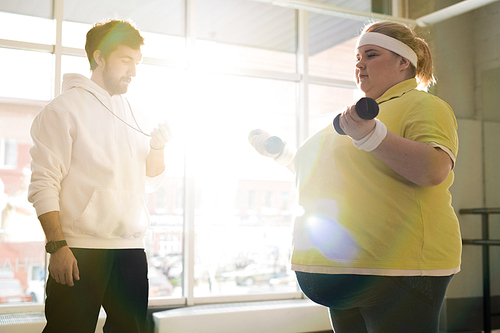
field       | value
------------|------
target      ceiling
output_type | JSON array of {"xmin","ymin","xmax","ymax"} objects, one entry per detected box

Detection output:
[{"xmin": 1, "ymin": 0, "xmax": 372, "ymax": 55}]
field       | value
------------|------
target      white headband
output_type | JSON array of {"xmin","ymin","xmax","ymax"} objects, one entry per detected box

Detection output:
[{"xmin": 356, "ymin": 32, "xmax": 418, "ymax": 69}]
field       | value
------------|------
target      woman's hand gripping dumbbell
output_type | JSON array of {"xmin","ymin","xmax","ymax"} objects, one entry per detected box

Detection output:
[
  {"xmin": 333, "ymin": 98, "xmax": 387, "ymax": 152},
  {"xmin": 333, "ymin": 97, "xmax": 379, "ymax": 136},
  {"xmin": 248, "ymin": 129, "xmax": 295, "ymax": 166}
]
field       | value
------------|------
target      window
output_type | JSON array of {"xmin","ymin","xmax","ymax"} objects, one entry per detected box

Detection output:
[
  {"xmin": 196, "ymin": 0, "xmax": 296, "ymax": 73},
  {"xmin": 248, "ymin": 191, "xmax": 257, "ymax": 211},
  {"xmin": 281, "ymin": 192, "xmax": 290, "ymax": 211},
  {"xmin": 308, "ymin": 4, "xmax": 368, "ymax": 81},
  {"xmin": 0, "ymin": 166, "xmax": 45, "ymax": 305},
  {"xmin": 0, "ymin": 10, "xmax": 55, "ymax": 45},
  {"xmin": 0, "ymin": 48, "xmax": 53, "ymax": 101},
  {"xmin": 0, "ymin": 138, "xmax": 18, "ymax": 170},
  {"xmin": 63, "ymin": 0, "xmax": 186, "ymax": 63},
  {"xmin": 189, "ymin": 73, "xmax": 297, "ymax": 297},
  {"xmin": 264, "ymin": 192, "xmax": 274, "ymax": 208},
  {"xmin": 309, "ymin": 84, "xmax": 361, "ymax": 134},
  {"xmin": 154, "ymin": 188, "xmax": 168, "ymax": 215},
  {"xmin": 0, "ymin": 0, "xmax": 360, "ymax": 312}
]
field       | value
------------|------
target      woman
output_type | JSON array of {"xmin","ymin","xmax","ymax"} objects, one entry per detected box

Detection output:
[{"xmin": 250, "ymin": 21, "xmax": 460, "ymax": 332}]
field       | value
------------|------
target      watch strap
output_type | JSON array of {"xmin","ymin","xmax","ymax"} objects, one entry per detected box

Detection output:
[{"xmin": 46, "ymin": 240, "xmax": 68, "ymax": 254}]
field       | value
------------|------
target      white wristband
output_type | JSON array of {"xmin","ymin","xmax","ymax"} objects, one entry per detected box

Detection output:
[
  {"xmin": 274, "ymin": 142, "xmax": 295, "ymax": 166},
  {"xmin": 353, "ymin": 119, "xmax": 387, "ymax": 152}
]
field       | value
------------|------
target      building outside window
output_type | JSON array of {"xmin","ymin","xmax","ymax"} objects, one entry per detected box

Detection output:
[{"xmin": 0, "ymin": 138, "xmax": 18, "ymax": 170}]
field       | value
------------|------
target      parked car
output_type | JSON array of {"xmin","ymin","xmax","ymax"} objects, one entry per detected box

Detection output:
[
  {"xmin": 222, "ymin": 264, "xmax": 287, "ymax": 286},
  {"xmin": 148, "ymin": 269, "xmax": 173, "ymax": 297},
  {"xmin": 27, "ymin": 279, "xmax": 45, "ymax": 303},
  {"xmin": 0, "ymin": 279, "xmax": 32, "ymax": 304}
]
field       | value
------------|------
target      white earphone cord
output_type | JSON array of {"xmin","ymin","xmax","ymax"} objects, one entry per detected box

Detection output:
[{"xmin": 85, "ymin": 89, "xmax": 151, "ymax": 137}]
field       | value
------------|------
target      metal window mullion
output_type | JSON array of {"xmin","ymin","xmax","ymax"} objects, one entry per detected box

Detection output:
[
  {"xmin": 391, "ymin": 0, "xmax": 407, "ymax": 18},
  {"xmin": 183, "ymin": 0, "xmax": 196, "ymax": 307},
  {"xmin": 309, "ymin": 75, "xmax": 356, "ymax": 89},
  {"xmin": 295, "ymin": 8, "xmax": 309, "ymax": 299},
  {"xmin": 53, "ymin": 0, "xmax": 64, "ymax": 97},
  {"xmin": 296, "ymin": 9, "xmax": 308, "ymax": 148},
  {"xmin": 0, "ymin": 39, "xmax": 53, "ymax": 52}
]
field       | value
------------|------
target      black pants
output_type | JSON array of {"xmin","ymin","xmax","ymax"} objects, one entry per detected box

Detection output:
[
  {"xmin": 296, "ymin": 272, "xmax": 453, "ymax": 333},
  {"xmin": 43, "ymin": 248, "xmax": 149, "ymax": 333}
]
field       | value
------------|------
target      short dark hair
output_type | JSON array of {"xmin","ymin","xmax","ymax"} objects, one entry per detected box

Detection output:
[{"xmin": 85, "ymin": 19, "xmax": 145, "ymax": 71}]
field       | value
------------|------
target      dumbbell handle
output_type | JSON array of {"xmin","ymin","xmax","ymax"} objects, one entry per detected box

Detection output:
[
  {"xmin": 248, "ymin": 130, "xmax": 284, "ymax": 154},
  {"xmin": 333, "ymin": 97, "xmax": 379, "ymax": 135}
]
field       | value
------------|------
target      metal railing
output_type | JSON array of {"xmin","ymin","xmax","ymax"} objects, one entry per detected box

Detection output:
[{"xmin": 460, "ymin": 208, "xmax": 500, "ymax": 333}]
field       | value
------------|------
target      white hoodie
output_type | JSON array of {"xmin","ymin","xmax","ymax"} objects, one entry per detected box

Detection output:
[{"xmin": 28, "ymin": 73, "xmax": 165, "ymax": 249}]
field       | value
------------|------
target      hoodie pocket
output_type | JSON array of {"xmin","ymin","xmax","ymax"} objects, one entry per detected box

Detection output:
[{"xmin": 74, "ymin": 188, "xmax": 150, "ymax": 238}]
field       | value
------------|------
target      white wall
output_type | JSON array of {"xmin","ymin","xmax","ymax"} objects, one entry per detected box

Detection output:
[{"xmin": 429, "ymin": 0, "xmax": 500, "ymax": 298}]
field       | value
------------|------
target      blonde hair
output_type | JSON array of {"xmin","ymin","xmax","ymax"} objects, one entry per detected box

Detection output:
[{"xmin": 363, "ymin": 21, "xmax": 435, "ymax": 89}]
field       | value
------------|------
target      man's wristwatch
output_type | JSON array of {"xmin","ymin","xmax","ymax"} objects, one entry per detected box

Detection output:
[{"xmin": 45, "ymin": 240, "xmax": 68, "ymax": 254}]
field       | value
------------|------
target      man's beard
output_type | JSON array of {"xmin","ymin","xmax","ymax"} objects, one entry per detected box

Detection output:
[{"xmin": 103, "ymin": 67, "xmax": 130, "ymax": 95}]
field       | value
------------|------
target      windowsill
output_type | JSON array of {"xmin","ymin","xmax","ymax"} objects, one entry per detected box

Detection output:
[
  {"xmin": 1, "ymin": 299, "xmax": 331, "ymax": 333},
  {"xmin": 153, "ymin": 299, "xmax": 331, "ymax": 333},
  {"xmin": 0, "ymin": 303, "xmax": 44, "ymax": 315},
  {"xmin": 0, "ymin": 307, "xmax": 107, "ymax": 333}
]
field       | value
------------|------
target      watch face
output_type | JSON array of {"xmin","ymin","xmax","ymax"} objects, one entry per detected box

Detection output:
[
  {"xmin": 46, "ymin": 240, "xmax": 67, "ymax": 253},
  {"xmin": 45, "ymin": 242, "xmax": 56, "ymax": 253}
]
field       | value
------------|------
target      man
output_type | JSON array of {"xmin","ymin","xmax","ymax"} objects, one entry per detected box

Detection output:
[{"xmin": 28, "ymin": 19, "xmax": 172, "ymax": 333}]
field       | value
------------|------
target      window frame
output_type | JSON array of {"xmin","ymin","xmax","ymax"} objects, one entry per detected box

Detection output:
[{"xmin": 0, "ymin": 0, "xmax": 359, "ymax": 314}]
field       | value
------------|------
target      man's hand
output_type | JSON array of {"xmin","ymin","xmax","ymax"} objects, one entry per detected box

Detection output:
[
  {"xmin": 150, "ymin": 121, "xmax": 174, "ymax": 150},
  {"xmin": 49, "ymin": 246, "xmax": 80, "ymax": 286}
]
